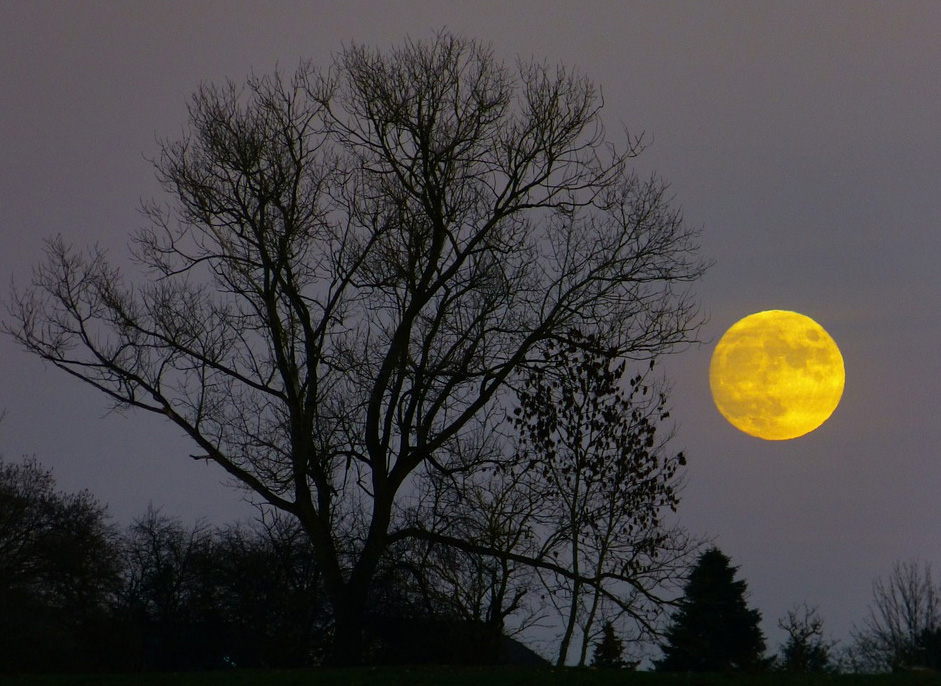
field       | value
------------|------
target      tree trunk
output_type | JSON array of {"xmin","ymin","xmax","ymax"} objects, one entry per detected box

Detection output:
[
  {"xmin": 578, "ymin": 583, "xmax": 603, "ymax": 666},
  {"xmin": 324, "ymin": 588, "xmax": 368, "ymax": 666},
  {"xmin": 556, "ymin": 458, "xmax": 584, "ymax": 667},
  {"xmin": 556, "ymin": 578, "xmax": 581, "ymax": 666},
  {"xmin": 321, "ymin": 489, "xmax": 393, "ymax": 666}
]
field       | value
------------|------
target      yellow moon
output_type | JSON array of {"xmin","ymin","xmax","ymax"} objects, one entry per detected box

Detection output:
[{"xmin": 709, "ymin": 310, "xmax": 845, "ymax": 440}]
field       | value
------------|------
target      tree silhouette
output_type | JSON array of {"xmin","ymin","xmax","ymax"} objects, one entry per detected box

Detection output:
[
  {"xmin": 850, "ymin": 560, "xmax": 941, "ymax": 672},
  {"xmin": 0, "ymin": 457, "xmax": 544, "ymax": 672},
  {"xmin": 0, "ymin": 457, "xmax": 121, "ymax": 672},
  {"xmin": 591, "ymin": 620, "xmax": 628, "ymax": 668},
  {"xmin": 656, "ymin": 547, "xmax": 767, "ymax": 672},
  {"xmin": 510, "ymin": 334, "xmax": 692, "ymax": 665},
  {"xmin": 111, "ymin": 507, "xmax": 327, "ymax": 670},
  {"xmin": 6, "ymin": 32, "xmax": 705, "ymax": 665},
  {"xmin": 386, "ymin": 470, "xmax": 544, "ymax": 664}
]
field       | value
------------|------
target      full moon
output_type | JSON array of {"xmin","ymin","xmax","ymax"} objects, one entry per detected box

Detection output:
[{"xmin": 709, "ymin": 310, "xmax": 845, "ymax": 440}]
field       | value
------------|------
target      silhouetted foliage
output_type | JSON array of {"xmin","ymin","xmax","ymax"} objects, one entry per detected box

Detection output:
[
  {"xmin": 109, "ymin": 506, "xmax": 539, "ymax": 670},
  {"xmin": 7, "ymin": 31, "xmax": 705, "ymax": 665},
  {"xmin": 849, "ymin": 560, "xmax": 941, "ymax": 672},
  {"xmin": 776, "ymin": 603, "xmax": 836, "ymax": 673},
  {"xmin": 109, "ymin": 507, "xmax": 223, "ymax": 670},
  {"xmin": 0, "ymin": 457, "xmax": 121, "ymax": 673},
  {"xmin": 656, "ymin": 547, "xmax": 768, "ymax": 672}
]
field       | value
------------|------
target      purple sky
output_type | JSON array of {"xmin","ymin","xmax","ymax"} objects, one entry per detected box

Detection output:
[{"xmin": 2, "ymin": 1, "xmax": 940, "ymax": 657}]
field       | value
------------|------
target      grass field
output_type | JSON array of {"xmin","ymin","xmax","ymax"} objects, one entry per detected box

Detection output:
[{"xmin": 3, "ymin": 668, "xmax": 938, "ymax": 686}]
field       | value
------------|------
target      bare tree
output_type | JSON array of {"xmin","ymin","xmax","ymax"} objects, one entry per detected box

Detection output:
[
  {"xmin": 5, "ymin": 33, "xmax": 704, "ymax": 664},
  {"xmin": 117, "ymin": 507, "xmax": 216, "ymax": 635},
  {"xmin": 850, "ymin": 560, "xmax": 941, "ymax": 672},
  {"xmin": 114, "ymin": 507, "xmax": 326, "ymax": 669}
]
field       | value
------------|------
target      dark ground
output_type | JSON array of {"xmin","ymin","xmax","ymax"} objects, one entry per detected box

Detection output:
[{"xmin": 3, "ymin": 668, "xmax": 938, "ymax": 686}]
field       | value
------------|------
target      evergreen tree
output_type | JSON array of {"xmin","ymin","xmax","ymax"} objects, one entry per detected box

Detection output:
[
  {"xmin": 656, "ymin": 548, "xmax": 768, "ymax": 672},
  {"xmin": 591, "ymin": 621, "xmax": 626, "ymax": 668}
]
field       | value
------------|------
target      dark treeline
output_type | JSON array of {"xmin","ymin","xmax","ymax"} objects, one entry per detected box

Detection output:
[
  {"xmin": 0, "ymin": 458, "xmax": 544, "ymax": 673},
  {"xmin": 5, "ymin": 455, "xmax": 941, "ymax": 674}
]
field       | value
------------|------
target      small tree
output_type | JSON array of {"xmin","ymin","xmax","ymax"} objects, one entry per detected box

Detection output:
[
  {"xmin": 114, "ymin": 507, "xmax": 219, "ymax": 670},
  {"xmin": 777, "ymin": 604, "xmax": 836, "ymax": 673},
  {"xmin": 591, "ymin": 620, "xmax": 627, "ymax": 668},
  {"xmin": 389, "ymin": 465, "xmax": 544, "ymax": 664},
  {"xmin": 510, "ymin": 334, "xmax": 691, "ymax": 666},
  {"xmin": 656, "ymin": 547, "xmax": 767, "ymax": 672},
  {"xmin": 212, "ymin": 513, "xmax": 327, "ymax": 667}
]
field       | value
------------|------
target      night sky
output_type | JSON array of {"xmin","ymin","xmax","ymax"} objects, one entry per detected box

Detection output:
[{"xmin": 2, "ymin": 2, "xmax": 940, "ymax": 657}]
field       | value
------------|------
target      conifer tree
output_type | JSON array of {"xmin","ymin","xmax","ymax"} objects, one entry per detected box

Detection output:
[{"xmin": 656, "ymin": 548, "xmax": 768, "ymax": 672}]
